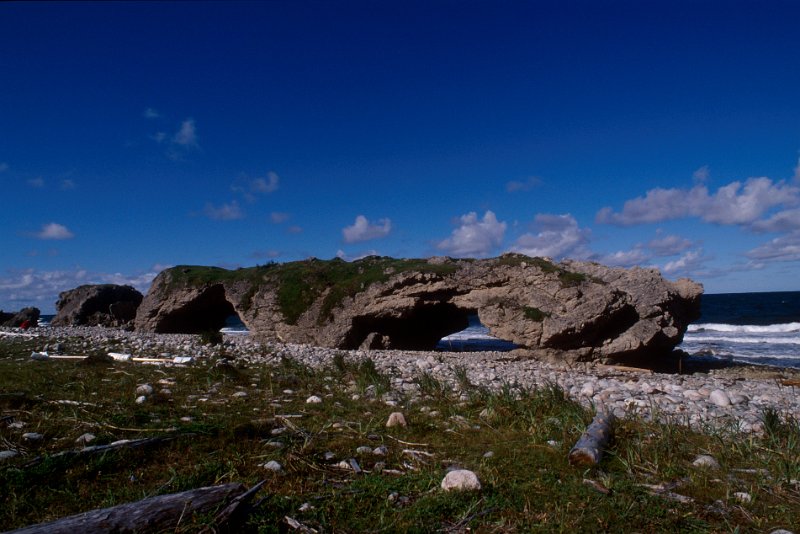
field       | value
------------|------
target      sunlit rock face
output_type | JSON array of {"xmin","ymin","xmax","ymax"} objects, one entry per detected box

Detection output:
[{"xmin": 134, "ymin": 255, "xmax": 702, "ymax": 364}]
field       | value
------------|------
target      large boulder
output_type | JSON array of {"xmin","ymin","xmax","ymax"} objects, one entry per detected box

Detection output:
[
  {"xmin": 134, "ymin": 255, "xmax": 702, "ymax": 364},
  {"xmin": 52, "ymin": 285, "xmax": 143, "ymax": 327},
  {"xmin": 0, "ymin": 307, "xmax": 40, "ymax": 327}
]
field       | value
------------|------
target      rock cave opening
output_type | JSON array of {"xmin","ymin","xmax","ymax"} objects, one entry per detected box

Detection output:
[
  {"xmin": 436, "ymin": 313, "xmax": 519, "ymax": 352},
  {"xmin": 154, "ymin": 284, "xmax": 240, "ymax": 334},
  {"xmin": 347, "ymin": 302, "xmax": 473, "ymax": 351}
]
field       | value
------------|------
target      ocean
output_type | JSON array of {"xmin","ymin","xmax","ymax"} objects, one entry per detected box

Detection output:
[{"xmin": 35, "ymin": 291, "xmax": 800, "ymax": 369}]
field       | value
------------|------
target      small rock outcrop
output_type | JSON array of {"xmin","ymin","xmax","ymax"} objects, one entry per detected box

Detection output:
[
  {"xmin": 0, "ymin": 307, "xmax": 40, "ymax": 327},
  {"xmin": 52, "ymin": 284, "xmax": 143, "ymax": 327},
  {"xmin": 134, "ymin": 255, "xmax": 702, "ymax": 365}
]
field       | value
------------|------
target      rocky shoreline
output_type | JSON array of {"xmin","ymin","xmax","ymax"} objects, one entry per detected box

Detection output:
[{"xmin": 4, "ymin": 326, "xmax": 799, "ymax": 435}]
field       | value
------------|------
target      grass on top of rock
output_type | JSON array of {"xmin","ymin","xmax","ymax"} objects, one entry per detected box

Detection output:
[{"xmin": 2, "ymin": 334, "xmax": 800, "ymax": 532}]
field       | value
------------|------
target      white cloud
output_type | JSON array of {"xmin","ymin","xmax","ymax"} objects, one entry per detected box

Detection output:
[
  {"xmin": 597, "ymin": 177, "xmax": 799, "ymax": 227},
  {"xmin": 692, "ymin": 165, "xmax": 709, "ymax": 183},
  {"xmin": 173, "ymin": 119, "xmax": 197, "ymax": 147},
  {"xmin": 510, "ymin": 213, "xmax": 589, "ymax": 259},
  {"xmin": 746, "ymin": 232, "xmax": 800, "ymax": 262},
  {"xmin": 27, "ymin": 177, "xmax": 45, "ymax": 188},
  {"xmin": 270, "ymin": 212, "xmax": 290, "ymax": 224},
  {"xmin": 34, "ymin": 223, "xmax": 74, "ymax": 240},
  {"xmin": 203, "ymin": 201, "xmax": 243, "ymax": 221},
  {"xmin": 336, "ymin": 249, "xmax": 379, "ymax": 261},
  {"xmin": 662, "ymin": 249, "xmax": 706, "ymax": 275},
  {"xmin": 0, "ymin": 267, "xmax": 159, "ymax": 313},
  {"xmin": 750, "ymin": 208, "xmax": 800, "ymax": 233},
  {"xmin": 251, "ymin": 171, "xmax": 279, "ymax": 194},
  {"xmin": 794, "ymin": 156, "xmax": 800, "ymax": 182},
  {"xmin": 598, "ymin": 248, "xmax": 651, "ymax": 268},
  {"xmin": 342, "ymin": 215, "xmax": 392, "ymax": 243},
  {"xmin": 144, "ymin": 107, "xmax": 160, "ymax": 119},
  {"xmin": 506, "ymin": 176, "xmax": 541, "ymax": 193},
  {"xmin": 646, "ymin": 233, "xmax": 693, "ymax": 256},
  {"xmin": 437, "ymin": 211, "xmax": 506, "ymax": 257},
  {"xmin": 0, "ymin": 162, "xmax": 8, "ymax": 172}
]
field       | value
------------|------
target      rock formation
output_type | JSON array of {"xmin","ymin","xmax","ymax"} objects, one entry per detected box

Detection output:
[
  {"xmin": 0, "ymin": 307, "xmax": 40, "ymax": 327},
  {"xmin": 52, "ymin": 284, "xmax": 143, "ymax": 327},
  {"xmin": 134, "ymin": 255, "xmax": 702, "ymax": 364}
]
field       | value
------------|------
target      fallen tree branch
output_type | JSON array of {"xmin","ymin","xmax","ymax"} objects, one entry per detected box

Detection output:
[
  {"xmin": 568, "ymin": 411, "xmax": 615, "ymax": 467},
  {"xmin": 8, "ymin": 482, "xmax": 258, "ymax": 533},
  {"xmin": 21, "ymin": 435, "xmax": 186, "ymax": 469}
]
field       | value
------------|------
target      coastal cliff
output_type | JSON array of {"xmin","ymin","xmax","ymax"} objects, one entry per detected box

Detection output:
[{"xmin": 134, "ymin": 255, "xmax": 702, "ymax": 364}]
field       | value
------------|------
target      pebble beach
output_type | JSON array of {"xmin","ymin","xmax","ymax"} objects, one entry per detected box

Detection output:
[{"xmin": 6, "ymin": 325, "xmax": 799, "ymax": 435}]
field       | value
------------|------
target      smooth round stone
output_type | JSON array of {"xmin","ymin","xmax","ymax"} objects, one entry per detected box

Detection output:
[
  {"xmin": 692, "ymin": 454, "xmax": 720, "ymax": 469},
  {"xmin": 733, "ymin": 491, "xmax": 752, "ymax": 503},
  {"xmin": 373, "ymin": 445, "xmax": 389, "ymax": 456},
  {"xmin": 22, "ymin": 432, "xmax": 44, "ymax": 442},
  {"xmin": 0, "ymin": 450, "xmax": 18, "ymax": 461},
  {"xmin": 683, "ymin": 390, "xmax": 704, "ymax": 401},
  {"xmin": 75, "ymin": 433, "xmax": 96, "ymax": 445},
  {"xmin": 262, "ymin": 460, "xmax": 282, "ymax": 472},
  {"xmin": 356, "ymin": 446, "xmax": 372, "ymax": 454},
  {"xmin": 441, "ymin": 469, "xmax": 481, "ymax": 491},
  {"xmin": 708, "ymin": 390, "xmax": 731, "ymax": 407},
  {"xmin": 386, "ymin": 412, "xmax": 407, "ymax": 428},
  {"xmin": 135, "ymin": 395, "xmax": 147, "ymax": 404},
  {"xmin": 136, "ymin": 384, "xmax": 154, "ymax": 396},
  {"xmin": 306, "ymin": 395, "xmax": 323, "ymax": 404},
  {"xmin": 232, "ymin": 391, "xmax": 248, "ymax": 398}
]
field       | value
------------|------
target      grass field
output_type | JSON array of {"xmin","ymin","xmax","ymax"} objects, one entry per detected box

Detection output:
[{"xmin": 1, "ymin": 334, "xmax": 799, "ymax": 532}]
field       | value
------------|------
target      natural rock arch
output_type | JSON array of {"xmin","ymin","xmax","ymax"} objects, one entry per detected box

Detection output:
[{"xmin": 150, "ymin": 284, "xmax": 238, "ymax": 334}]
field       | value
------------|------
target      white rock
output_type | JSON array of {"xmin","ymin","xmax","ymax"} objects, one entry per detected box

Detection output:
[
  {"xmin": 75, "ymin": 433, "xmax": 96, "ymax": 445},
  {"xmin": 262, "ymin": 460, "xmax": 282, "ymax": 472},
  {"xmin": 441, "ymin": 469, "xmax": 481, "ymax": 491},
  {"xmin": 22, "ymin": 432, "xmax": 43, "ymax": 442},
  {"xmin": 306, "ymin": 395, "xmax": 323, "ymax": 404},
  {"xmin": 373, "ymin": 445, "xmax": 388, "ymax": 456},
  {"xmin": 733, "ymin": 491, "xmax": 752, "ymax": 503},
  {"xmin": 386, "ymin": 412, "xmax": 407, "ymax": 428},
  {"xmin": 136, "ymin": 384, "xmax": 154, "ymax": 396},
  {"xmin": 135, "ymin": 395, "xmax": 147, "ymax": 404},
  {"xmin": 769, "ymin": 530, "xmax": 795, "ymax": 534},
  {"xmin": 708, "ymin": 389, "xmax": 731, "ymax": 407},
  {"xmin": 580, "ymin": 383, "xmax": 595, "ymax": 397},
  {"xmin": 299, "ymin": 502, "xmax": 314, "ymax": 512},
  {"xmin": 0, "ymin": 450, "xmax": 18, "ymax": 461},
  {"xmin": 692, "ymin": 454, "xmax": 720, "ymax": 469},
  {"xmin": 8, "ymin": 422, "xmax": 25, "ymax": 429},
  {"xmin": 683, "ymin": 390, "xmax": 704, "ymax": 401},
  {"xmin": 728, "ymin": 393, "xmax": 748, "ymax": 405},
  {"xmin": 356, "ymin": 446, "xmax": 372, "ymax": 454},
  {"xmin": 483, "ymin": 451, "xmax": 494, "ymax": 458},
  {"xmin": 232, "ymin": 391, "xmax": 248, "ymax": 398}
]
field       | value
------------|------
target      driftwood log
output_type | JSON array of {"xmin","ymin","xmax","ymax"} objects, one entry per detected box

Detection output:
[
  {"xmin": 7, "ymin": 482, "xmax": 261, "ymax": 533},
  {"xmin": 568, "ymin": 411, "xmax": 615, "ymax": 466}
]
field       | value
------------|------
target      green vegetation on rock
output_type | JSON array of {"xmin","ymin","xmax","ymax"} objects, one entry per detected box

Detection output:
[{"xmin": 523, "ymin": 306, "xmax": 550, "ymax": 321}]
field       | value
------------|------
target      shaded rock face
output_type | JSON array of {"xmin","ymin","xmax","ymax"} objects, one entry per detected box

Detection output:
[
  {"xmin": 0, "ymin": 307, "xmax": 40, "ymax": 327},
  {"xmin": 135, "ymin": 255, "xmax": 702, "ymax": 364},
  {"xmin": 52, "ymin": 285, "xmax": 143, "ymax": 327}
]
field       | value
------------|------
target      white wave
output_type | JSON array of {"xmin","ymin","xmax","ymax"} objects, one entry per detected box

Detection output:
[
  {"xmin": 684, "ymin": 335, "xmax": 800, "ymax": 345},
  {"xmin": 220, "ymin": 327, "xmax": 249, "ymax": 335},
  {"xmin": 688, "ymin": 322, "xmax": 800, "ymax": 334}
]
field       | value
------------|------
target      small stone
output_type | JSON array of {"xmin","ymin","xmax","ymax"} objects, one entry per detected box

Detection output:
[
  {"xmin": 372, "ymin": 445, "xmax": 388, "ymax": 456},
  {"xmin": 135, "ymin": 395, "xmax": 147, "ymax": 404},
  {"xmin": 483, "ymin": 451, "xmax": 494, "ymax": 458},
  {"xmin": 306, "ymin": 395, "xmax": 323, "ymax": 404},
  {"xmin": 323, "ymin": 451, "xmax": 336, "ymax": 461},
  {"xmin": 546, "ymin": 440, "xmax": 560, "ymax": 449},
  {"xmin": 22, "ymin": 432, "xmax": 44, "ymax": 442},
  {"xmin": 356, "ymin": 446, "xmax": 373, "ymax": 454},
  {"xmin": 708, "ymin": 389, "xmax": 731, "ymax": 407},
  {"xmin": 733, "ymin": 491, "xmax": 752, "ymax": 504},
  {"xmin": 262, "ymin": 460, "xmax": 282, "ymax": 472},
  {"xmin": 282, "ymin": 389, "xmax": 294, "ymax": 395},
  {"xmin": 270, "ymin": 427, "xmax": 287, "ymax": 435},
  {"xmin": 159, "ymin": 389, "xmax": 172, "ymax": 396},
  {"xmin": 8, "ymin": 422, "xmax": 25, "ymax": 430},
  {"xmin": 299, "ymin": 502, "xmax": 314, "ymax": 512},
  {"xmin": 75, "ymin": 433, "xmax": 96, "ymax": 445},
  {"xmin": 232, "ymin": 391, "xmax": 248, "ymax": 398},
  {"xmin": 136, "ymin": 384, "xmax": 154, "ymax": 396},
  {"xmin": 769, "ymin": 530, "xmax": 796, "ymax": 534},
  {"xmin": 180, "ymin": 416, "xmax": 193, "ymax": 422},
  {"xmin": 386, "ymin": 412, "xmax": 407, "ymax": 428},
  {"xmin": 441, "ymin": 469, "xmax": 481, "ymax": 491},
  {"xmin": 0, "ymin": 450, "xmax": 18, "ymax": 461},
  {"xmin": 692, "ymin": 454, "xmax": 720, "ymax": 469}
]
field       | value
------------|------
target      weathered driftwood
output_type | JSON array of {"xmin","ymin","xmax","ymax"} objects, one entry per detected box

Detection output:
[
  {"xmin": 568, "ymin": 411, "xmax": 615, "ymax": 466},
  {"xmin": 7, "ymin": 482, "xmax": 257, "ymax": 534},
  {"xmin": 21, "ymin": 435, "xmax": 181, "ymax": 469}
]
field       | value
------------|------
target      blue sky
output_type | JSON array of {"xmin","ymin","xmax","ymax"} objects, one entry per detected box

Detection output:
[{"xmin": 2, "ymin": 1, "xmax": 800, "ymax": 312}]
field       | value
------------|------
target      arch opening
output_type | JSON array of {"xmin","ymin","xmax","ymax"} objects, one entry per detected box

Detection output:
[
  {"xmin": 436, "ymin": 313, "xmax": 519, "ymax": 352},
  {"xmin": 155, "ymin": 284, "xmax": 240, "ymax": 334},
  {"xmin": 346, "ymin": 302, "xmax": 471, "ymax": 351}
]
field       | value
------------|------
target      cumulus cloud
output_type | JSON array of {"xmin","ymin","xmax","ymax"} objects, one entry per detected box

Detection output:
[
  {"xmin": 596, "ymin": 178, "xmax": 800, "ymax": 227},
  {"xmin": 336, "ymin": 249, "xmax": 379, "ymax": 261},
  {"xmin": 270, "ymin": 212, "xmax": 290, "ymax": 224},
  {"xmin": 662, "ymin": 249, "xmax": 707, "ymax": 275},
  {"xmin": 506, "ymin": 176, "xmax": 541, "ymax": 193},
  {"xmin": 646, "ymin": 233, "xmax": 693, "ymax": 256},
  {"xmin": 33, "ymin": 223, "xmax": 74, "ymax": 240},
  {"xmin": 0, "ymin": 268, "xmax": 159, "ymax": 312},
  {"xmin": 746, "ymin": 232, "xmax": 800, "ymax": 262},
  {"xmin": 203, "ymin": 201, "xmax": 243, "ymax": 221},
  {"xmin": 510, "ymin": 213, "xmax": 589, "ymax": 259},
  {"xmin": 598, "ymin": 248, "xmax": 651, "ymax": 267},
  {"xmin": 173, "ymin": 119, "xmax": 197, "ymax": 147},
  {"xmin": 144, "ymin": 107, "xmax": 160, "ymax": 119},
  {"xmin": 437, "ymin": 211, "xmax": 506, "ymax": 257},
  {"xmin": 342, "ymin": 215, "xmax": 392, "ymax": 243},
  {"xmin": 251, "ymin": 171, "xmax": 279, "ymax": 194},
  {"xmin": 750, "ymin": 208, "xmax": 800, "ymax": 233},
  {"xmin": 692, "ymin": 165, "xmax": 710, "ymax": 183}
]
